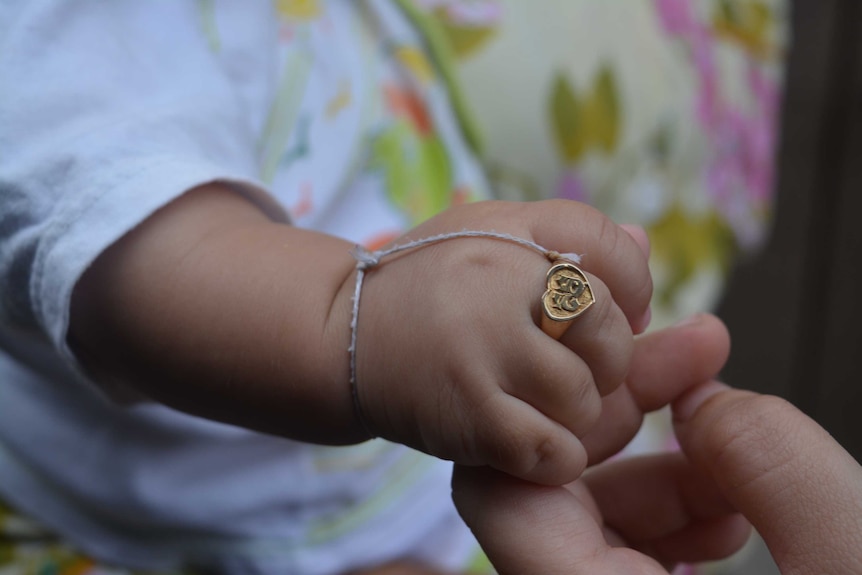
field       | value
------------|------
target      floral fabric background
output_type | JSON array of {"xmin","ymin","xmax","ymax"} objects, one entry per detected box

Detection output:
[{"xmin": 418, "ymin": 0, "xmax": 788, "ymax": 328}]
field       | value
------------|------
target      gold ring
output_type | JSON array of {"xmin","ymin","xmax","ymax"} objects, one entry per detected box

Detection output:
[{"xmin": 541, "ymin": 260, "xmax": 595, "ymax": 339}]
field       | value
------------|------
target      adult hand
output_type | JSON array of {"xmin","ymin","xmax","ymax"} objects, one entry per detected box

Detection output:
[
  {"xmin": 453, "ymin": 321, "xmax": 862, "ymax": 573},
  {"xmin": 672, "ymin": 382, "xmax": 862, "ymax": 574}
]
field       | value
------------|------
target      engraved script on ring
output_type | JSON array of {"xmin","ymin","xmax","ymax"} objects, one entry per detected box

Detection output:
[{"xmin": 542, "ymin": 262, "xmax": 595, "ymax": 322}]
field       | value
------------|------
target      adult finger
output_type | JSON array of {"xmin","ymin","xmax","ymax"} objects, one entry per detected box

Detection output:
[
  {"xmin": 582, "ymin": 314, "xmax": 731, "ymax": 464},
  {"xmin": 583, "ymin": 452, "xmax": 751, "ymax": 565},
  {"xmin": 674, "ymin": 383, "xmax": 862, "ymax": 575},
  {"xmin": 452, "ymin": 465, "xmax": 669, "ymax": 575}
]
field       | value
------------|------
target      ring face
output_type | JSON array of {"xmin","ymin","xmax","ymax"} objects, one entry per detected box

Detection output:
[{"xmin": 542, "ymin": 261, "xmax": 595, "ymax": 322}]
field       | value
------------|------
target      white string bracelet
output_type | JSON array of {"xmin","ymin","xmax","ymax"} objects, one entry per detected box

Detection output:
[{"xmin": 347, "ymin": 230, "xmax": 582, "ymax": 438}]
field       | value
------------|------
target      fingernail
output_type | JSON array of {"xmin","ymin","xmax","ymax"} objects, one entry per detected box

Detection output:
[{"xmin": 673, "ymin": 381, "xmax": 730, "ymax": 422}]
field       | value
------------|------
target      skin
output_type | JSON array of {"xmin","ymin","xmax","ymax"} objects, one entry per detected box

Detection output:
[
  {"xmin": 68, "ymin": 183, "xmax": 651, "ymax": 486},
  {"xmin": 673, "ymin": 383, "xmax": 862, "ymax": 574},
  {"xmin": 357, "ymin": 313, "xmax": 737, "ymax": 574},
  {"xmin": 451, "ymin": 341, "xmax": 862, "ymax": 573}
]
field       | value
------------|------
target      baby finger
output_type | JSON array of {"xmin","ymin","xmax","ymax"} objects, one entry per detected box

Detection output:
[
  {"xmin": 503, "ymin": 333, "xmax": 602, "ymax": 438},
  {"xmin": 540, "ymin": 270, "xmax": 634, "ymax": 397},
  {"xmin": 470, "ymin": 391, "xmax": 588, "ymax": 485}
]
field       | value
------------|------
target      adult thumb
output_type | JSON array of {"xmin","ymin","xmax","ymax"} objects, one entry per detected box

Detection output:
[{"xmin": 673, "ymin": 382, "xmax": 862, "ymax": 575}]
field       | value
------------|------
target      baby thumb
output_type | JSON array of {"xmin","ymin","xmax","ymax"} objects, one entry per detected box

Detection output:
[{"xmin": 672, "ymin": 382, "xmax": 862, "ymax": 575}]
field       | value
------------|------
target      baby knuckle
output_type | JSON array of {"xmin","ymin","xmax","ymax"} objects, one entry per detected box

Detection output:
[
  {"xmin": 567, "ymin": 378, "xmax": 602, "ymax": 433},
  {"xmin": 591, "ymin": 315, "xmax": 634, "ymax": 393},
  {"xmin": 631, "ymin": 262, "xmax": 654, "ymax": 307},
  {"xmin": 471, "ymin": 409, "xmax": 557, "ymax": 478},
  {"xmin": 525, "ymin": 431, "xmax": 586, "ymax": 484},
  {"xmin": 473, "ymin": 422, "xmax": 523, "ymax": 472},
  {"xmin": 499, "ymin": 430, "xmax": 561, "ymax": 480}
]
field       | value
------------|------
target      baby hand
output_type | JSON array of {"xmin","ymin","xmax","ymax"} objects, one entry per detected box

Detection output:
[{"xmin": 348, "ymin": 200, "xmax": 652, "ymax": 485}]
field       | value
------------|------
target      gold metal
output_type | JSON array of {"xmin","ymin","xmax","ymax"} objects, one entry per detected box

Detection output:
[{"xmin": 541, "ymin": 260, "xmax": 595, "ymax": 339}]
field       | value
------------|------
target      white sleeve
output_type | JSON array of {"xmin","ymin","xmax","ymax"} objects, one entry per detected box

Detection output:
[{"xmin": 0, "ymin": 0, "xmax": 285, "ymax": 359}]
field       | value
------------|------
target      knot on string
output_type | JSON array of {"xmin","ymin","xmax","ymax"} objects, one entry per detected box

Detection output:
[
  {"xmin": 558, "ymin": 252, "xmax": 583, "ymax": 264},
  {"xmin": 350, "ymin": 245, "xmax": 381, "ymax": 270}
]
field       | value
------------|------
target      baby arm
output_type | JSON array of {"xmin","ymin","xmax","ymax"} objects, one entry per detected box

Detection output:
[
  {"xmin": 69, "ymin": 184, "xmax": 363, "ymax": 444},
  {"xmin": 69, "ymin": 183, "xmax": 651, "ymax": 485}
]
